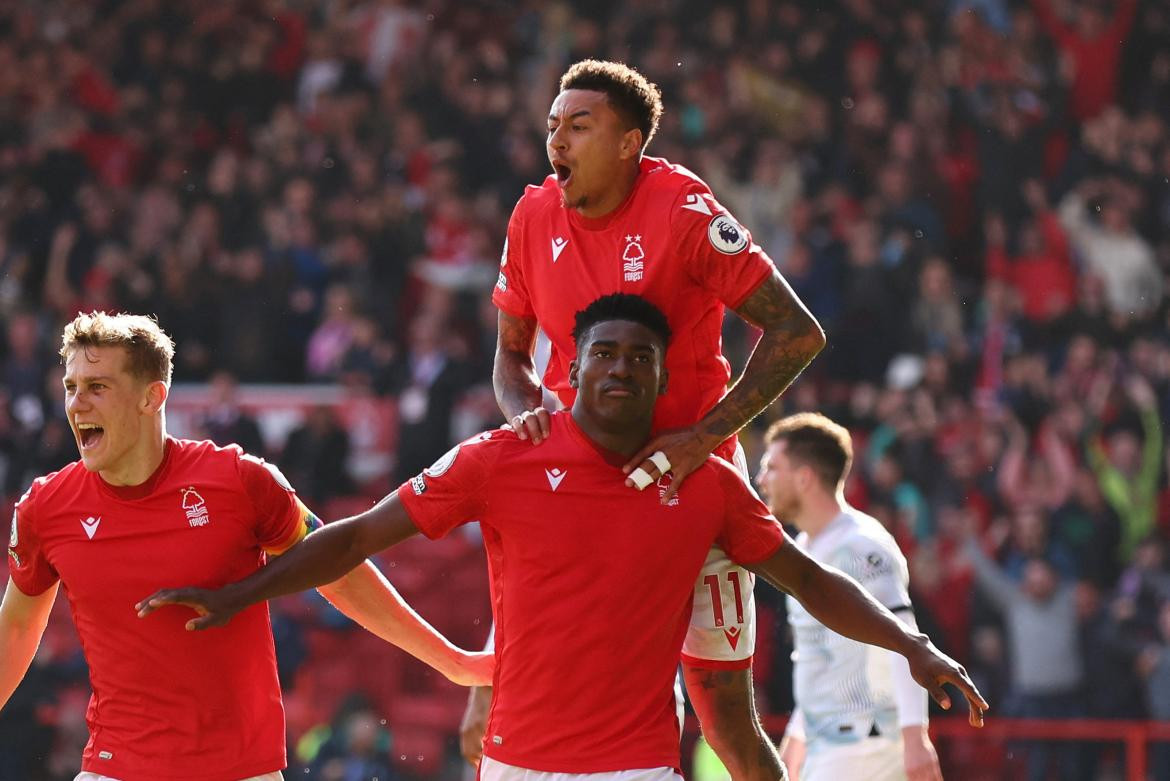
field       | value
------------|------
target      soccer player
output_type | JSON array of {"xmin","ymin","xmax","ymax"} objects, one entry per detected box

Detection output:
[
  {"xmin": 756, "ymin": 413, "xmax": 941, "ymax": 781},
  {"xmin": 486, "ymin": 58, "xmax": 827, "ymax": 776},
  {"xmin": 139, "ymin": 295, "xmax": 987, "ymax": 781},
  {"xmin": 1, "ymin": 312, "xmax": 491, "ymax": 781}
]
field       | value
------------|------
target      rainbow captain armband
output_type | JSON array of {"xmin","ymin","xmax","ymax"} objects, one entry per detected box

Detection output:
[{"xmin": 298, "ymin": 500, "xmax": 325, "ymax": 535}]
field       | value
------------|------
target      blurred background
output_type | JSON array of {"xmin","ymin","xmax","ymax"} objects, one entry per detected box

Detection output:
[{"xmin": 0, "ymin": 0, "xmax": 1169, "ymax": 779}]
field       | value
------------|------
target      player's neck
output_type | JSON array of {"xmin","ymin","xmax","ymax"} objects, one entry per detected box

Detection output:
[
  {"xmin": 100, "ymin": 423, "xmax": 168, "ymax": 487},
  {"xmin": 798, "ymin": 492, "xmax": 847, "ymax": 540},
  {"xmin": 573, "ymin": 161, "xmax": 640, "ymax": 219},
  {"xmin": 569, "ymin": 407, "xmax": 651, "ymax": 459}
]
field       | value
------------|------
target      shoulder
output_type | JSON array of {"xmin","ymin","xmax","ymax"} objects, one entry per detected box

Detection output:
[
  {"xmin": 17, "ymin": 460, "xmax": 86, "ymax": 512},
  {"xmin": 514, "ymin": 180, "xmax": 563, "ymax": 221},
  {"xmin": 698, "ymin": 455, "xmax": 755, "ymax": 496},
  {"xmin": 426, "ymin": 427, "xmax": 521, "ymax": 474},
  {"xmin": 836, "ymin": 509, "xmax": 907, "ymax": 568},
  {"xmin": 640, "ymin": 156, "xmax": 713, "ymax": 201}
]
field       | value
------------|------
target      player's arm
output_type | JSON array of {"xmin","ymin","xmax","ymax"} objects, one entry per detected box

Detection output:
[
  {"xmin": 137, "ymin": 491, "xmax": 423, "ymax": 630},
  {"xmin": 0, "ymin": 578, "xmax": 58, "ymax": 710},
  {"xmin": 493, "ymin": 310, "xmax": 551, "ymax": 443},
  {"xmin": 313, "ymin": 560, "xmax": 492, "ymax": 687},
  {"xmin": 625, "ymin": 271, "xmax": 824, "ymax": 501},
  {"xmin": 708, "ymin": 270, "xmax": 825, "ymax": 442},
  {"xmin": 744, "ymin": 543, "xmax": 988, "ymax": 727}
]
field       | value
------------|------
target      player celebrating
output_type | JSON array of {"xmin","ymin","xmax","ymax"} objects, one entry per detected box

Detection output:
[
  {"xmin": 485, "ymin": 58, "xmax": 827, "ymax": 775},
  {"xmin": 139, "ymin": 295, "xmax": 987, "ymax": 781},
  {"xmin": 756, "ymin": 413, "xmax": 941, "ymax": 781},
  {"xmin": 1, "ymin": 312, "xmax": 490, "ymax": 781}
]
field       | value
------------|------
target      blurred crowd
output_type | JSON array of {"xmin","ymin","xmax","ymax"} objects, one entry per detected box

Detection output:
[{"xmin": 1, "ymin": 0, "xmax": 1170, "ymax": 778}]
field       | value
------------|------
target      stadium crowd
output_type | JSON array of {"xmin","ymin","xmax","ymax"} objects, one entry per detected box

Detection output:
[{"xmin": 1, "ymin": 0, "xmax": 1169, "ymax": 778}]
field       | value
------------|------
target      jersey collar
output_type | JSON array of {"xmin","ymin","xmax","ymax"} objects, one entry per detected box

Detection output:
[{"xmin": 95, "ymin": 437, "xmax": 177, "ymax": 501}]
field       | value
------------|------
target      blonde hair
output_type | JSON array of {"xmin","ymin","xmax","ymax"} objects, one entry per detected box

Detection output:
[
  {"xmin": 764, "ymin": 412, "xmax": 854, "ymax": 489},
  {"xmin": 60, "ymin": 311, "xmax": 175, "ymax": 385}
]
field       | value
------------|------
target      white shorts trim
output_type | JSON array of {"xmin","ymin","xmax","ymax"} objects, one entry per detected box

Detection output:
[{"xmin": 480, "ymin": 757, "xmax": 682, "ymax": 781}]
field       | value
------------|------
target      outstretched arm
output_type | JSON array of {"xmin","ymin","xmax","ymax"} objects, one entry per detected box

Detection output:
[
  {"xmin": 137, "ymin": 491, "xmax": 422, "ymax": 629},
  {"xmin": 317, "ymin": 563, "xmax": 493, "ymax": 687},
  {"xmin": 0, "ymin": 578, "xmax": 59, "ymax": 710},
  {"xmin": 493, "ymin": 310, "xmax": 551, "ymax": 444},
  {"xmin": 746, "ymin": 543, "xmax": 987, "ymax": 726},
  {"xmin": 625, "ymin": 271, "xmax": 825, "ymax": 501}
]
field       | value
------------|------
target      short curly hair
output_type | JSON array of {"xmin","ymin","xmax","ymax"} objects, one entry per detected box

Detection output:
[
  {"xmin": 572, "ymin": 294, "xmax": 671, "ymax": 352},
  {"xmin": 60, "ymin": 311, "xmax": 175, "ymax": 385},
  {"xmin": 559, "ymin": 60, "xmax": 663, "ymax": 151}
]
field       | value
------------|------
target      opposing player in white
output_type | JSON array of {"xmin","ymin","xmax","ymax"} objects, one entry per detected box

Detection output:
[{"xmin": 757, "ymin": 413, "xmax": 942, "ymax": 781}]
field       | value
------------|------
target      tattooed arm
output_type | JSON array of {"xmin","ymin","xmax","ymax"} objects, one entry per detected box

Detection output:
[
  {"xmin": 684, "ymin": 664, "xmax": 789, "ymax": 781},
  {"xmin": 493, "ymin": 310, "xmax": 552, "ymax": 443},
  {"xmin": 624, "ymin": 271, "xmax": 825, "ymax": 501},
  {"xmin": 703, "ymin": 270, "xmax": 825, "ymax": 439}
]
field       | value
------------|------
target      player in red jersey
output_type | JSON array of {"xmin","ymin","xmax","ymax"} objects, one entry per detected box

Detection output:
[
  {"xmin": 484, "ymin": 59, "xmax": 827, "ymax": 777},
  {"xmin": 0, "ymin": 312, "xmax": 491, "ymax": 781},
  {"xmin": 139, "ymin": 295, "xmax": 987, "ymax": 781}
]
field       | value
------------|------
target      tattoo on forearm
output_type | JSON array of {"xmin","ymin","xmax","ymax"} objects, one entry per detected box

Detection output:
[
  {"xmin": 701, "ymin": 271, "xmax": 825, "ymax": 440},
  {"xmin": 493, "ymin": 312, "xmax": 543, "ymax": 418}
]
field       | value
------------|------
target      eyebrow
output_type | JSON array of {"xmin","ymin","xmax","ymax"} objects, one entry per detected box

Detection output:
[
  {"xmin": 589, "ymin": 340, "xmax": 658, "ymax": 352},
  {"xmin": 64, "ymin": 375, "xmax": 116, "ymax": 385},
  {"xmin": 549, "ymin": 110, "xmax": 593, "ymax": 122}
]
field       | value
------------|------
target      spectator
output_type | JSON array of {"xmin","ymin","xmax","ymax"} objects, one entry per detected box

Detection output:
[{"xmin": 279, "ymin": 405, "xmax": 353, "ymax": 508}]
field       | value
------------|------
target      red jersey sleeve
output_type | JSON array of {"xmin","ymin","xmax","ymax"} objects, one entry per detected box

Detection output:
[
  {"xmin": 236, "ymin": 450, "xmax": 315, "ymax": 555},
  {"xmin": 491, "ymin": 194, "xmax": 535, "ymax": 320},
  {"xmin": 672, "ymin": 182, "xmax": 776, "ymax": 310},
  {"xmin": 396, "ymin": 431, "xmax": 499, "ymax": 540},
  {"xmin": 711, "ymin": 461, "xmax": 786, "ymax": 565},
  {"xmin": 7, "ymin": 484, "xmax": 59, "ymax": 596}
]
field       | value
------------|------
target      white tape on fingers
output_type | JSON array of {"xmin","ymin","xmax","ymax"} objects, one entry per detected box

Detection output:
[
  {"xmin": 648, "ymin": 450, "xmax": 672, "ymax": 474},
  {"xmin": 629, "ymin": 467, "xmax": 654, "ymax": 490}
]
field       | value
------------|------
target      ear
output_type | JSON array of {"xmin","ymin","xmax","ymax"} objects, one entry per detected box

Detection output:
[
  {"xmin": 619, "ymin": 128, "xmax": 643, "ymax": 161},
  {"xmin": 568, "ymin": 360, "xmax": 579, "ymax": 388},
  {"xmin": 143, "ymin": 381, "xmax": 168, "ymax": 415}
]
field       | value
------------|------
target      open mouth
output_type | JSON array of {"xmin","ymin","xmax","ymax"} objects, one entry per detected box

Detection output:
[
  {"xmin": 77, "ymin": 423, "xmax": 105, "ymax": 450},
  {"xmin": 553, "ymin": 163, "xmax": 572, "ymax": 187}
]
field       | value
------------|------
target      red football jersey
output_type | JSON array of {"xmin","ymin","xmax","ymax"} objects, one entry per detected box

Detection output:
[
  {"xmin": 492, "ymin": 156, "xmax": 775, "ymax": 452},
  {"xmin": 398, "ymin": 412, "xmax": 785, "ymax": 773},
  {"xmin": 7, "ymin": 438, "xmax": 315, "ymax": 781}
]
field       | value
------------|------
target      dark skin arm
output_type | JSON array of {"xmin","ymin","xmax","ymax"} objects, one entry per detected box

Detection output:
[
  {"xmin": 748, "ymin": 541, "xmax": 988, "ymax": 727},
  {"xmin": 136, "ymin": 491, "xmax": 423, "ymax": 628},
  {"xmin": 684, "ymin": 665, "xmax": 787, "ymax": 781},
  {"xmin": 624, "ymin": 271, "xmax": 826, "ymax": 501},
  {"xmin": 494, "ymin": 310, "xmax": 552, "ymax": 443}
]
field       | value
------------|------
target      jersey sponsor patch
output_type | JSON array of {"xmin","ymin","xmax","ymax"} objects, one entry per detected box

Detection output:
[
  {"xmin": 410, "ymin": 475, "xmax": 427, "ymax": 495},
  {"xmin": 262, "ymin": 461, "xmax": 294, "ymax": 491},
  {"xmin": 425, "ymin": 444, "xmax": 461, "ymax": 477},
  {"xmin": 862, "ymin": 551, "xmax": 894, "ymax": 579},
  {"xmin": 707, "ymin": 214, "xmax": 749, "ymax": 254},
  {"xmin": 496, "ymin": 271, "xmax": 508, "ymax": 292}
]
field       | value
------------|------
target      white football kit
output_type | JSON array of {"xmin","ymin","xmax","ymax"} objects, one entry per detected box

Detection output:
[{"xmin": 785, "ymin": 507, "xmax": 927, "ymax": 781}]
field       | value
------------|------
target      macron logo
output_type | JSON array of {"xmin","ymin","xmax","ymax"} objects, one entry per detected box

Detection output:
[
  {"xmin": 545, "ymin": 468, "xmax": 567, "ymax": 491},
  {"xmin": 551, "ymin": 236, "xmax": 568, "ymax": 262},
  {"xmin": 681, "ymin": 193, "xmax": 713, "ymax": 215},
  {"xmin": 80, "ymin": 516, "xmax": 101, "ymax": 539}
]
